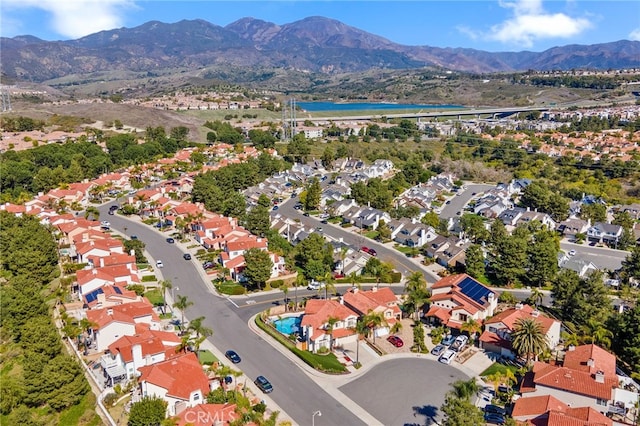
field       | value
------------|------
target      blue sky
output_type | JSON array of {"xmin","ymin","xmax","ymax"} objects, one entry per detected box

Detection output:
[{"xmin": 1, "ymin": 1, "xmax": 639, "ymax": 52}]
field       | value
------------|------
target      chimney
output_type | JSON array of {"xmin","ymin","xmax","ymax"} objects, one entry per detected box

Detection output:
[
  {"xmin": 595, "ymin": 370, "xmax": 605, "ymax": 383},
  {"xmin": 339, "ymin": 296, "xmax": 344, "ymax": 305},
  {"xmin": 531, "ymin": 310, "xmax": 540, "ymax": 318},
  {"xmin": 567, "ymin": 345, "xmax": 576, "ymax": 351},
  {"xmin": 107, "ymin": 308, "xmax": 113, "ymax": 316},
  {"xmin": 515, "ymin": 303, "xmax": 524, "ymax": 310},
  {"xmin": 587, "ymin": 358, "xmax": 595, "ymax": 367}
]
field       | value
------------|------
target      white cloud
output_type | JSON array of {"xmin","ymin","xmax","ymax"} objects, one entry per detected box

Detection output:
[
  {"xmin": 3, "ymin": 0, "xmax": 136, "ymax": 39},
  {"xmin": 630, "ymin": 28, "xmax": 640, "ymax": 41},
  {"xmin": 463, "ymin": 0, "xmax": 593, "ymax": 49}
]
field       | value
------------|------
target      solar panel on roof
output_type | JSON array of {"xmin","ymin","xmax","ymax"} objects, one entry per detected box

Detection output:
[
  {"xmin": 458, "ymin": 276, "xmax": 492, "ymax": 304},
  {"xmin": 114, "ymin": 286, "xmax": 122, "ymax": 294},
  {"xmin": 85, "ymin": 288, "xmax": 104, "ymax": 304}
]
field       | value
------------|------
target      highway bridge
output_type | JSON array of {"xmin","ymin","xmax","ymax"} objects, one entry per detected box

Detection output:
[{"xmin": 303, "ymin": 105, "xmax": 549, "ymax": 122}]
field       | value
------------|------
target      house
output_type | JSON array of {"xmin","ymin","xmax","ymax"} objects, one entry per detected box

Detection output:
[
  {"xmin": 511, "ymin": 394, "xmax": 612, "ymax": 426},
  {"xmin": 498, "ymin": 207, "xmax": 526, "ymax": 227},
  {"xmin": 618, "ymin": 203, "xmax": 640, "ymax": 220},
  {"xmin": 520, "ymin": 344, "xmax": 639, "ymax": 418},
  {"xmin": 426, "ymin": 274, "xmax": 497, "ymax": 329},
  {"xmin": 100, "ymin": 330, "xmax": 181, "ymax": 383},
  {"xmin": 76, "ymin": 264, "xmax": 140, "ymax": 296},
  {"xmin": 479, "ymin": 303, "xmax": 561, "ymax": 359},
  {"xmin": 390, "ymin": 219, "xmax": 437, "ymax": 248},
  {"xmin": 587, "ymin": 222, "xmax": 623, "ymax": 245},
  {"xmin": 558, "ymin": 254, "xmax": 599, "ymax": 278},
  {"xmin": 299, "ymin": 300, "xmax": 359, "ymax": 353},
  {"xmin": 83, "ymin": 283, "xmax": 142, "ymax": 309},
  {"xmin": 557, "ymin": 217, "xmax": 591, "ymax": 239},
  {"xmin": 342, "ymin": 287, "xmax": 402, "ymax": 337},
  {"xmin": 86, "ymin": 301, "xmax": 161, "ymax": 351},
  {"xmin": 516, "ymin": 211, "xmax": 556, "ymax": 230},
  {"xmin": 138, "ymin": 352, "xmax": 211, "ymax": 416}
]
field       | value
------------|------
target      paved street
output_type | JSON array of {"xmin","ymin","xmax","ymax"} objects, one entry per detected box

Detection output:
[
  {"xmin": 98, "ymin": 204, "xmax": 366, "ymax": 426},
  {"xmin": 560, "ymin": 240, "xmax": 629, "ymax": 271},
  {"xmin": 340, "ymin": 357, "xmax": 470, "ymax": 426},
  {"xmin": 439, "ymin": 183, "xmax": 495, "ymax": 219}
]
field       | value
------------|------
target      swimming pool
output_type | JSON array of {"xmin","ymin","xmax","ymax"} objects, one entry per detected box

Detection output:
[{"xmin": 272, "ymin": 316, "xmax": 302, "ymax": 334}]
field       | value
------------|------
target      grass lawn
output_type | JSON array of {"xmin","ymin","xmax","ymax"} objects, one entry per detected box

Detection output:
[
  {"xmin": 256, "ymin": 315, "xmax": 347, "ymax": 374},
  {"xmin": 215, "ymin": 281, "xmax": 246, "ymax": 295},
  {"xmin": 394, "ymin": 245, "xmax": 413, "ymax": 254},
  {"xmin": 144, "ymin": 289, "xmax": 164, "ymax": 306},
  {"xmin": 480, "ymin": 362, "xmax": 519, "ymax": 377},
  {"xmin": 364, "ymin": 230, "xmax": 379, "ymax": 239},
  {"xmin": 198, "ymin": 350, "xmax": 218, "ymax": 365}
]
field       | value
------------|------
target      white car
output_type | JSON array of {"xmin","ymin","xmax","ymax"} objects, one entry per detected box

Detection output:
[
  {"xmin": 156, "ymin": 260, "xmax": 164, "ymax": 268},
  {"xmin": 568, "ymin": 249, "xmax": 577, "ymax": 256},
  {"xmin": 438, "ymin": 349, "xmax": 457, "ymax": 364},
  {"xmin": 307, "ymin": 280, "xmax": 326, "ymax": 290},
  {"xmin": 101, "ymin": 220, "xmax": 111, "ymax": 227}
]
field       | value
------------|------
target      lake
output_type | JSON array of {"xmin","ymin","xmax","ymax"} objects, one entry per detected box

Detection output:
[{"xmin": 296, "ymin": 101, "xmax": 462, "ymax": 112}]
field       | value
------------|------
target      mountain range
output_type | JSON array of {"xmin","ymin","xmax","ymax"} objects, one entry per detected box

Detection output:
[{"xmin": 2, "ymin": 16, "xmax": 639, "ymax": 82}]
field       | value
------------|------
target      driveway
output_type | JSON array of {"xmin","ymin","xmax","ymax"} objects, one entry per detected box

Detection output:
[{"xmin": 340, "ymin": 357, "xmax": 470, "ymax": 426}]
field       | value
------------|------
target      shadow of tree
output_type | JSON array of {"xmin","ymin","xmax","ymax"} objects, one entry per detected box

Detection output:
[{"xmin": 410, "ymin": 404, "xmax": 439, "ymax": 426}]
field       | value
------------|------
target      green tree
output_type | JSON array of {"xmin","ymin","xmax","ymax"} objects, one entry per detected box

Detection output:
[
  {"xmin": 294, "ymin": 233, "xmax": 333, "ymax": 279},
  {"xmin": 621, "ymin": 246, "xmax": 640, "ymax": 284},
  {"xmin": 492, "ymin": 234, "xmax": 527, "ymax": 286},
  {"xmin": 412, "ymin": 319, "xmax": 427, "ymax": 352},
  {"xmin": 160, "ymin": 279, "xmax": 172, "ymax": 313},
  {"xmin": 173, "ymin": 295, "xmax": 193, "ymax": 331},
  {"xmin": 305, "ymin": 177, "xmax": 321, "ymax": 210},
  {"xmin": 460, "ymin": 214, "xmax": 489, "ymax": 243},
  {"xmin": 128, "ymin": 396, "xmax": 168, "ymax": 426},
  {"xmin": 526, "ymin": 229, "xmax": 559, "ymax": 287},
  {"xmin": 580, "ymin": 203, "xmax": 607, "ymax": 223},
  {"xmin": 608, "ymin": 298, "xmax": 640, "ymax": 377},
  {"xmin": 612, "ymin": 211, "xmax": 635, "ymax": 229},
  {"xmin": 464, "ymin": 244, "xmax": 485, "ymax": 279},
  {"xmin": 321, "ymin": 146, "xmax": 335, "ymax": 169},
  {"xmin": 511, "ymin": 317, "xmax": 547, "ymax": 363},
  {"xmin": 243, "ymin": 248, "xmax": 273, "ymax": 290},
  {"xmin": 245, "ymin": 204, "xmax": 270, "ymax": 237},
  {"xmin": 441, "ymin": 379, "xmax": 484, "ymax": 426},
  {"xmin": 421, "ymin": 211, "xmax": 440, "ymax": 228},
  {"xmin": 362, "ymin": 310, "xmax": 388, "ymax": 344},
  {"xmin": 403, "ymin": 272, "xmax": 429, "ymax": 321}
]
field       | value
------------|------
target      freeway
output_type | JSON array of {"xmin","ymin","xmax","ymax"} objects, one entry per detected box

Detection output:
[
  {"xmin": 304, "ymin": 105, "xmax": 549, "ymax": 122},
  {"xmin": 97, "ymin": 203, "xmax": 366, "ymax": 426}
]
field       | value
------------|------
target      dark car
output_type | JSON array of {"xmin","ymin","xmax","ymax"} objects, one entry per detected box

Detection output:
[
  {"xmin": 254, "ymin": 376, "xmax": 273, "ymax": 393},
  {"xmin": 166, "ymin": 237, "xmax": 175, "ymax": 244},
  {"xmin": 387, "ymin": 335, "xmax": 404, "ymax": 347},
  {"xmin": 431, "ymin": 344, "xmax": 446, "ymax": 356},
  {"xmin": 183, "ymin": 253, "xmax": 192, "ymax": 260},
  {"xmin": 368, "ymin": 248, "xmax": 377, "ymax": 256},
  {"xmin": 303, "ymin": 212, "xmax": 310, "ymax": 217},
  {"xmin": 130, "ymin": 235, "xmax": 138, "ymax": 240},
  {"xmin": 483, "ymin": 413, "xmax": 505, "ymax": 425},
  {"xmin": 321, "ymin": 219, "xmax": 328, "ymax": 224},
  {"xmin": 109, "ymin": 205, "xmax": 119, "ymax": 212},
  {"xmin": 272, "ymin": 205, "xmax": 279, "ymax": 211},
  {"xmin": 225, "ymin": 350, "xmax": 241, "ymax": 364},
  {"xmin": 484, "ymin": 405, "xmax": 507, "ymax": 416}
]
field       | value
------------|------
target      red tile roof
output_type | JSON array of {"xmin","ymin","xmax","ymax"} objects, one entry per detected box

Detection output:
[
  {"xmin": 563, "ymin": 344, "xmax": 616, "ymax": 376},
  {"xmin": 301, "ymin": 299, "xmax": 358, "ymax": 340},
  {"xmin": 512, "ymin": 395, "xmax": 566, "ymax": 418},
  {"xmin": 530, "ymin": 361, "xmax": 617, "ymax": 400},
  {"xmin": 138, "ymin": 352, "xmax": 210, "ymax": 400},
  {"xmin": 108, "ymin": 331, "xmax": 178, "ymax": 363},
  {"xmin": 485, "ymin": 304, "xmax": 557, "ymax": 335},
  {"xmin": 86, "ymin": 300, "xmax": 158, "ymax": 330}
]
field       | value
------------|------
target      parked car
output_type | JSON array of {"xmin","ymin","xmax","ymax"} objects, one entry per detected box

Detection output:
[
  {"xmin": 303, "ymin": 212, "xmax": 310, "ymax": 217},
  {"xmin": 568, "ymin": 249, "xmax": 577, "ymax": 256},
  {"xmin": 438, "ymin": 349, "xmax": 457, "ymax": 364},
  {"xmin": 166, "ymin": 237, "xmax": 175, "ymax": 244},
  {"xmin": 254, "ymin": 376, "xmax": 273, "ymax": 393},
  {"xmin": 294, "ymin": 204, "xmax": 303, "ymax": 210},
  {"xmin": 321, "ymin": 219, "xmax": 328, "ymax": 224},
  {"xmin": 225, "ymin": 350, "xmax": 241, "ymax": 364},
  {"xmin": 484, "ymin": 405, "xmax": 507, "ymax": 416},
  {"xmin": 483, "ymin": 413, "xmax": 505, "ymax": 425},
  {"xmin": 361, "ymin": 246, "xmax": 376, "ymax": 256},
  {"xmin": 155, "ymin": 260, "xmax": 164, "ymax": 268},
  {"xmin": 272, "ymin": 205, "xmax": 279, "ymax": 211},
  {"xmin": 183, "ymin": 253, "xmax": 192, "ymax": 260},
  {"xmin": 109, "ymin": 205, "xmax": 119, "ymax": 212},
  {"xmin": 442, "ymin": 334, "xmax": 455, "ymax": 346},
  {"xmin": 307, "ymin": 281, "xmax": 326, "ymax": 290},
  {"xmin": 451, "ymin": 335, "xmax": 469, "ymax": 352},
  {"xmin": 130, "ymin": 235, "xmax": 138, "ymax": 240},
  {"xmin": 387, "ymin": 335, "xmax": 404, "ymax": 347},
  {"xmin": 203, "ymin": 261, "xmax": 215, "ymax": 269},
  {"xmin": 101, "ymin": 220, "xmax": 111, "ymax": 228},
  {"xmin": 431, "ymin": 344, "xmax": 446, "ymax": 356}
]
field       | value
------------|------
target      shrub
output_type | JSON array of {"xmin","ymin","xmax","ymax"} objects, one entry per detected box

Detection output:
[
  {"xmin": 102, "ymin": 393, "xmax": 118, "ymax": 406},
  {"xmin": 390, "ymin": 271, "xmax": 402, "ymax": 283},
  {"xmin": 270, "ymin": 280, "xmax": 284, "ymax": 288},
  {"xmin": 126, "ymin": 284, "xmax": 146, "ymax": 295}
]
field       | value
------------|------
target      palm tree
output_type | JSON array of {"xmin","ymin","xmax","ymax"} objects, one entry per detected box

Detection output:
[
  {"xmin": 295, "ymin": 274, "xmax": 306, "ymax": 311},
  {"xmin": 350, "ymin": 318, "xmax": 369, "ymax": 365},
  {"xmin": 527, "ymin": 287, "xmax": 544, "ymax": 308},
  {"xmin": 460, "ymin": 318, "xmax": 482, "ymax": 345},
  {"xmin": 511, "ymin": 317, "xmax": 547, "ymax": 364},
  {"xmin": 340, "ymin": 246, "xmax": 349, "ymax": 275},
  {"xmin": 84, "ymin": 206, "xmax": 100, "ymax": 221},
  {"xmin": 579, "ymin": 318, "xmax": 613, "ymax": 348},
  {"xmin": 188, "ymin": 316, "xmax": 213, "ymax": 340},
  {"xmin": 173, "ymin": 295, "xmax": 193, "ymax": 333},
  {"xmin": 450, "ymin": 379, "xmax": 479, "ymax": 400},
  {"xmin": 348, "ymin": 272, "xmax": 360, "ymax": 290},
  {"xmin": 326, "ymin": 316, "xmax": 340, "ymax": 352},
  {"xmin": 160, "ymin": 279, "xmax": 173, "ymax": 313},
  {"xmin": 281, "ymin": 285, "xmax": 289, "ymax": 312},
  {"xmin": 176, "ymin": 334, "xmax": 193, "ymax": 353},
  {"xmin": 317, "ymin": 272, "xmax": 336, "ymax": 299},
  {"xmin": 362, "ymin": 310, "xmax": 388, "ymax": 344},
  {"xmin": 403, "ymin": 272, "xmax": 430, "ymax": 321}
]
